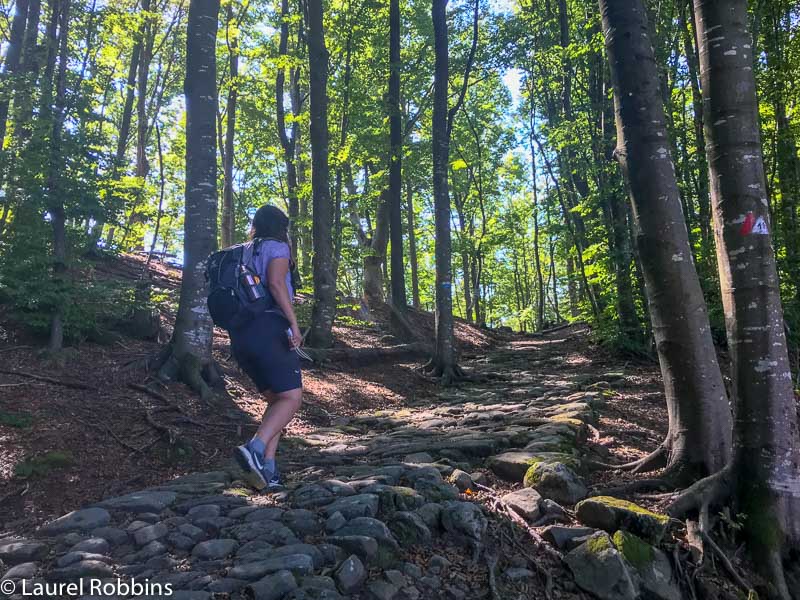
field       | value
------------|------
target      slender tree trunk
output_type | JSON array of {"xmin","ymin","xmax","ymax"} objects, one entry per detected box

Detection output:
[
  {"xmin": 163, "ymin": 0, "xmax": 222, "ymax": 400},
  {"xmin": 46, "ymin": 0, "xmax": 70, "ymax": 353},
  {"xmin": 0, "ymin": 0, "xmax": 29, "ymax": 158},
  {"xmin": 693, "ymin": 0, "xmax": 800, "ymax": 590},
  {"xmin": 276, "ymin": 0, "xmax": 299, "ymax": 252},
  {"xmin": 307, "ymin": 0, "xmax": 336, "ymax": 348},
  {"xmin": 600, "ymin": 0, "xmax": 732, "ymax": 481},
  {"xmin": 428, "ymin": 0, "xmax": 460, "ymax": 382},
  {"xmin": 388, "ymin": 0, "xmax": 406, "ymax": 310},
  {"xmin": 528, "ymin": 103, "xmax": 545, "ymax": 331},
  {"xmin": 405, "ymin": 180, "xmax": 420, "ymax": 309},
  {"xmin": 221, "ymin": 0, "xmax": 239, "ymax": 248},
  {"xmin": 565, "ymin": 256, "xmax": 578, "ymax": 318}
]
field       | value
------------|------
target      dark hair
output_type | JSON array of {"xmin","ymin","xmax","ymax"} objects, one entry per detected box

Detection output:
[{"xmin": 250, "ymin": 204, "xmax": 290, "ymax": 243}]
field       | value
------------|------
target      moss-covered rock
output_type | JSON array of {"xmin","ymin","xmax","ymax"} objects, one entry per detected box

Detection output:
[
  {"xmin": 487, "ymin": 451, "xmax": 579, "ymax": 482},
  {"xmin": 523, "ymin": 460, "xmax": 587, "ymax": 505},
  {"xmin": 575, "ymin": 496, "xmax": 669, "ymax": 544},
  {"xmin": 564, "ymin": 532, "xmax": 638, "ymax": 600},
  {"xmin": 612, "ymin": 530, "xmax": 654, "ymax": 569}
]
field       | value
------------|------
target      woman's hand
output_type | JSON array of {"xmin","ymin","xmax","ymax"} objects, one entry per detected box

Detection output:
[{"xmin": 289, "ymin": 323, "xmax": 302, "ymax": 349}]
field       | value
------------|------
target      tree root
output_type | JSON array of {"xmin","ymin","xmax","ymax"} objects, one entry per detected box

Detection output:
[
  {"xmin": 154, "ymin": 345, "xmax": 227, "ymax": 403},
  {"xmin": 699, "ymin": 530, "xmax": 752, "ymax": 594},
  {"xmin": 589, "ymin": 478, "xmax": 673, "ymax": 498},
  {"xmin": 422, "ymin": 358, "xmax": 468, "ymax": 386},
  {"xmin": 0, "ymin": 369, "xmax": 97, "ymax": 391},
  {"xmin": 667, "ymin": 465, "xmax": 732, "ymax": 520}
]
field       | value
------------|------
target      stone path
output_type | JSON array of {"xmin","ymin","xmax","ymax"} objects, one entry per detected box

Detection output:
[{"xmin": 0, "ymin": 327, "xmax": 679, "ymax": 600}]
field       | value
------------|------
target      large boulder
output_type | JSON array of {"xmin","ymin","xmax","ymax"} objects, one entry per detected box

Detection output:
[
  {"xmin": 612, "ymin": 531, "xmax": 681, "ymax": 600},
  {"xmin": 575, "ymin": 497, "xmax": 669, "ymax": 543},
  {"xmin": 440, "ymin": 501, "xmax": 487, "ymax": 552},
  {"xmin": 564, "ymin": 532, "xmax": 638, "ymax": 600},
  {"xmin": 523, "ymin": 461, "xmax": 587, "ymax": 505}
]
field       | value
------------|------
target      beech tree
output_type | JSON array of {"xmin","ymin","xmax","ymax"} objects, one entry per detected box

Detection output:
[
  {"xmin": 306, "ymin": 0, "xmax": 336, "ymax": 348},
  {"xmin": 670, "ymin": 1, "xmax": 800, "ymax": 593},
  {"xmin": 599, "ymin": 0, "xmax": 732, "ymax": 482},
  {"xmin": 159, "ymin": 0, "xmax": 223, "ymax": 399}
]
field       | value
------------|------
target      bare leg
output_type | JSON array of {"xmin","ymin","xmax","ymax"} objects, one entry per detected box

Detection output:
[{"xmin": 253, "ymin": 387, "xmax": 302, "ymax": 458}]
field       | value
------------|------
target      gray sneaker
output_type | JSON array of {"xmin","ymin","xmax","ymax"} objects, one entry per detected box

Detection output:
[
  {"xmin": 234, "ymin": 444, "xmax": 267, "ymax": 490},
  {"xmin": 263, "ymin": 467, "xmax": 284, "ymax": 491}
]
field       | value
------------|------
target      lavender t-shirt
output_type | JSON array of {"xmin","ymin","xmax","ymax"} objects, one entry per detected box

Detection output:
[{"xmin": 252, "ymin": 239, "xmax": 293, "ymax": 315}]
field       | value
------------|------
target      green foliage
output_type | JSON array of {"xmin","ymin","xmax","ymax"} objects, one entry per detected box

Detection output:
[
  {"xmin": 14, "ymin": 451, "xmax": 75, "ymax": 478},
  {"xmin": 0, "ymin": 412, "xmax": 35, "ymax": 428}
]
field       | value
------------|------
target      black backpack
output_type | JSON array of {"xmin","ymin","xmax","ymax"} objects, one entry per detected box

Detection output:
[{"xmin": 205, "ymin": 239, "xmax": 273, "ymax": 331}]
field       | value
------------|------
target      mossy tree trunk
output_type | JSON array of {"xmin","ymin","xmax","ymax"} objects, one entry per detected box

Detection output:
[{"xmin": 693, "ymin": 0, "xmax": 800, "ymax": 593}]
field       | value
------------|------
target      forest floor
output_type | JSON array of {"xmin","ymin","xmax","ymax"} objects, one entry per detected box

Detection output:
[{"xmin": 0, "ymin": 253, "xmax": 751, "ymax": 599}]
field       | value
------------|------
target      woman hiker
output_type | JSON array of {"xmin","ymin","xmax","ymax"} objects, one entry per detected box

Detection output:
[{"xmin": 232, "ymin": 204, "xmax": 303, "ymax": 490}]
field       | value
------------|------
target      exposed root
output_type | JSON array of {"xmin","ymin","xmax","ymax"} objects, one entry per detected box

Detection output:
[
  {"xmin": 589, "ymin": 478, "xmax": 673, "ymax": 498},
  {"xmin": 0, "ymin": 369, "xmax": 97, "ymax": 391},
  {"xmin": 485, "ymin": 550, "xmax": 501, "ymax": 600},
  {"xmin": 422, "ymin": 357, "xmax": 468, "ymax": 386},
  {"xmin": 585, "ymin": 444, "xmax": 667, "ymax": 473},
  {"xmin": 667, "ymin": 465, "xmax": 732, "ymax": 520},
  {"xmin": 155, "ymin": 345, "xmax": 227, "ymax": 403}
]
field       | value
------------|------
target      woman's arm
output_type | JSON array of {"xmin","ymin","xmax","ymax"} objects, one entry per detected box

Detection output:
[{"xmin": 267, "ymin": 257, "xmax": 301, "ymax": 348}]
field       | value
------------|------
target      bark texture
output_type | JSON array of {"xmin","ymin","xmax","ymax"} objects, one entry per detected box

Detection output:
[
  {"xmin": 388, "ymin": 0, "xmax": 406, "ymax": 310},
  {"xmin": 166, "ymin": 0, "xmax": 221, "ymax": 399},
  {"xmin": 693, "ymin": 0, "xmax": 800, "ymax": 588},
  {"xmin": 600, "ymin": 0, "xmax": 732, "ymax": 480},
  {"xmin": 307, "ymin": 0, "xmax": 336, "ymax": 348}
]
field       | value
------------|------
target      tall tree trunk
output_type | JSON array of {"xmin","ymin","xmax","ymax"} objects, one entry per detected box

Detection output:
[
  {"xmin": 405, "ymin": 180, "xmax": 420, "ymax": 309},
  {"xmin": 0, "ymin": 0, "xmax": 29, "ymax": 158},
  {"xmin": 46, "ymin": 0, "xmax": 70, "ymax": 353},
  {"xmin": 692, "ymin": 0, "xmax": 800, "ymax": 590},
  {"xmin": 528, "ymin": 100, "xmax": 545, "ymax": 331},
  {"xmin": 428, "ymin": 0, "xmax": 459, "ymax": 382},
  {"xmin": 276, "ymin": 0, "xmax": 299, "ymax": 252},
  {"xmin": 306, "ymin": 0, "xmax": 336, "ymax": 348},
  {"xmin": 388, "ymin": 0, "xmax": 406, "ymax": 309},
  {"xmin": 221, "ymin": 0, "xmax": 239, "ymax": 248},
  {"xmin": 600, "ymin": 0, "xmax": 732, "ymax": 482},
  {"xmin": 162, "ymin": 0, "xmax": 222, "ymax": 400}
]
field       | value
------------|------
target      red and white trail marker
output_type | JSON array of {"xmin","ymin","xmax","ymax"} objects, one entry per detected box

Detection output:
[{"xmin": 739, "ymin": 212, "xmax": 769, "ymax": 236}]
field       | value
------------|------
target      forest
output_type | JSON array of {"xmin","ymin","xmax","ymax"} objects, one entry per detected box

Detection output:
[{"xmin": 0, "ymin": 0, "xmax": 800, "ymax": 597}]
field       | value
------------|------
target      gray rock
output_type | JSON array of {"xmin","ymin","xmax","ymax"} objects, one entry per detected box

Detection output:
[
  {"xmin": 178, "ymin": 523, "xmax": 206, "ymax": 542},
  {"xmin": 428, "ymin": 555, "xmax": 451, "ymax": 577},
  {"xmin": 246, "ymin": 569, "xmax": 298, "ymax": 600},
  {"xmin": 540, "ymin": 499, "xmax": 568, "ymax": 521},
  {"xmin": 575, "ymin": 497, "xmax": 669, "ymax": 543},
  {"xmin": 404, "ymin": 452, "xmax": 434, "ymax": 464},
  {"xmin": 317, "ymin": 543, "xmax": 345, "ymax": 567},
  {"xmin": 96, "ymin": 490, "xmax": 176, "ymax": 513},
  {"xmin": 227, "ymin": 505, "xmax": 260, "ymax": 519},
  {"xmin": 413, "ymin": 480, "xmax": 459, "ymax": 503},
  {"xmin": 366, "ymin": 580, "xmax": 398, "ymax": 600},
  {"xmin": 245, "ymin": 507, "xmax": 285, "ymax": 523},
  {"xmin": 319, "ymin": 479, "xmax": 356, "ymax": 497},
  {"xmin": 2, "ymin": 562, "xmax": 37, "ymax": 580},
  {"xmin": 40, "ymin": 508, "xmax": 111, "ymax": 536},
  {"xmin": 207, "ymin": 578, "xmax": 248, "ymax": 594},
  {"xmin": 440, "ymin": 501, "xmax": 487, "ymax": 550},
  {"xmin": 300, "ymin": 575, "xmax": 339, "ymax": 594},
  {"xmin": 193, "ymin": 516, "xmax": 233, "ymax": 536},
  {"xmin": 334, "ymin": 555, "xmax": 366, "ymax": 594},
  {"xmin": 129, "ymin": 540, "xmax": 167, "ymax": 563},
  {"xmin": 384, "ymin": 570, "xmax": 406, "ymax": 588},
  {"xmin": 0, "ymin": 540, "xmax": 48, "ymax": 564},
  {"xmin": 612, "ymin": 531, "xmax": 681, "ymax": 600},
  {"xmin": 69, "ymin": 538, "xmax": 110, "ymax": 555},
  {"xmin": 229, "ymin": 554, "xmax": 314, "ymax": 580},
  {"xmin": 176, "ymin": 494, "xmax": 247, "ymax": 513},
  {"xmin": 283, "ymin": 509, "xmax": 324, "ymax": 536},
  {"xmin": 542, "ymin": 525, "xmax": 596, "ymax": 550},
  {"xmin": 326, "ymin": 536, "xmax": 378, "ymax": 563},
  {"xmin": 388, "ymin": 512, "xmax": 431, "ymax": 545},
  {"xmin": 56, "ymin": 551, "xmax": 111, "ymax": 568},
  {"xmin": 166, "ymin": 533, "xmax": 195, "ymax": 551},
  {"xmin": 487, "ymin": 451, "xmax": 577, "ymax": 481},
  {"xmin": 402, "ymin": 562, "xmax": 422, "ymax": 579},
  {"xmin": 415, "ymin": 503, "xmax": 442, "ymax": 532},
  {"xmin": 136, "ymin": 512, "xmax": 161, "ymax": 523},
  {"xmin": 237, "ymin": 540, "xmax": 274, "ymax": 558},
  {"xmin": 564, "ymin": 532, "xmax": 638, "ymax": 600},
  {"xmin": 191, "ymin": 538, "xmax": 237, "ymax": 559},
  {"xmin": 502, "ymin": 567, "xmax": 536, "ymax": 581},
  {"xmin": 322, "ymin": 494, "xmax": 379, "ymax": 519},
  {"xmin": 271, "ymin": 544, "xmax": 325, "ymax": 569},
  {"xmin": 224, "ymin": 520, "xmax": 298, "ymax": 545},
  {"xmin": 447, "ymin": 470, "xmax": 473, "ymax": 492},
  {"xmin": 126, "ymin": 520, "xmax": 150, "ymax": 532},
  {"xmin": 187, "ymin": 504, "xmax": 221, "ymax": 521},
  {"xmin": 48, "ymin": 559, "xmax": 114, "ymax": 581},
  {"xmin": 292, "ymin": 484, "xmax": 336, "ymax": 509},
  {"xmin": 91, "ymin": 527, "xmax": 128, "ymax": 547},
  {"xmin": 325, "ymin": 511, "xmax": 347, "ymax": 533},
  {"xmin": 524, "ymin": 461, "xmax": 587, "ymax": 505},
  {"xmin": 502, "ymin": 488, "xmax": 543, "ymax": 521},
  {"xmin": 133, "ymin": 522, "xmax": 167, "ymax": 547}
]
